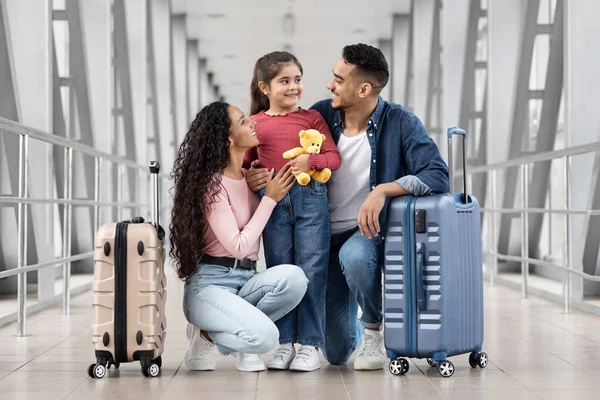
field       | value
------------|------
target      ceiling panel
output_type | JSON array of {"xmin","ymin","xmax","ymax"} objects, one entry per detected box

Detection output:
[{"xmin": 173, "ymin": 0, "xmax": 410, "ymax": 112}]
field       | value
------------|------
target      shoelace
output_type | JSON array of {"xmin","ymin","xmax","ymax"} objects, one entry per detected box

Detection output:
[
  {"xmin": 294, "ymin": 347, "xmax": 314, "ymax": 361},
  {"xmin": 187, "ymin": 323, "xmax": 215, "ymax": 360},
  {"xmin": 192, "ymin": 350, "xmax": 214, "ymax": 360},
  {"xmin": 189, "ymin": 339, "xmax": 214, "ymax": 361},
  {"xmin": 273, "ymin": 346, "xmax": 293, "ymax": 361},
  {"xmin": 186, "ymin": 323, "xmax": 194, "ymax": 342},
  {"xmin": 360, "ymin": 335, "xmax": 382, "ymax": 357}
]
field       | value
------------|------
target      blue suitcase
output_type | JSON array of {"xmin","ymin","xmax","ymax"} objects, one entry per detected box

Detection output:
[{"xmin": 383, "ymin": 127, "xmax": 488, "ymax": 378}]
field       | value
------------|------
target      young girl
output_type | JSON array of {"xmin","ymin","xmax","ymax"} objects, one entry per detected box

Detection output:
[
  {"xmin": 243, "ymin": 51, "xmax": 341, "ymax": 372},
  {"xmin": 170, "ymin": 101, "xmax": 308, "ymax": 373}
]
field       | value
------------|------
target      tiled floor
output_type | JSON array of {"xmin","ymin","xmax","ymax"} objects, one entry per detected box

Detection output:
[{"xmin": 1, "ymin": 267, "xmax": 600, "ymax": 400}]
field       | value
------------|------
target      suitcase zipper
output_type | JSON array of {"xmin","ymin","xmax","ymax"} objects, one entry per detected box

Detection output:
[
  {"xmin": 405, "ymin": 197, "xmax": 417, "ymax": 358},
  {"xmin": 114, "ymin": 221, "xmax": 129, "ymax": 363}
]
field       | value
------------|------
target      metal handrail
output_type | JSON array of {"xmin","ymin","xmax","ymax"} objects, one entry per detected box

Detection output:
[
  {"xmin": 0, "ymin": 197, "xmax": 147, "ymax": 208},
  {"xmin": 0, "ymin": 117, "xmax": 146, "ymax": 172},
  {"xmin": 0, "ymin": 117, "xmax": 171, "ymax": 336},
  {"xmin": 459, "ymin": 138, "xmax": 600, "ymax": 313},
  {"xmin": 480, "ymin": 207, "xmax": 600, "ymax": 216},
  {"xmin": 0, "ymin": 252, "xmax": 95, "ymax": 279},
  {"xmin": 487, "ymin": 250, "xmax": 600, "ymax": 282},
  {"xmin": 457, "ymin": 140, "xmax": 600, "ymax": 176}
]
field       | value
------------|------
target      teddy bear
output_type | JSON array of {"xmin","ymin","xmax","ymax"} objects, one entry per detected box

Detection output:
[{"xmin": 282, "ymin": 129, "xmax": 332, "ymax": 186}]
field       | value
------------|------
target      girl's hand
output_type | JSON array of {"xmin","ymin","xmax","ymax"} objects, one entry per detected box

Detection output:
[
  {"xmin": 288, "ymin": 154, "xmax": 311, "ymax": 174},
  {"xmin": 264, "ymin": 164, "xmax": 296, "ymax": 202}
]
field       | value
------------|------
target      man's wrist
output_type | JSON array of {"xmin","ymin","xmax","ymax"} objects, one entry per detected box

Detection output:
[{"xmin": 376, "ymin": 182, "xmax": 409, "ymax": 197}]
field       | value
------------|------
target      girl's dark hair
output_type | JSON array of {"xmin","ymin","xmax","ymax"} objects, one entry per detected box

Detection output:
[
  {"xmin": 249, "ymin": 51, "xmax": 303, "ymax": 116},
  {"xmin": 169, "ymin": 101, "xmax": 232, "ymax": 281}
]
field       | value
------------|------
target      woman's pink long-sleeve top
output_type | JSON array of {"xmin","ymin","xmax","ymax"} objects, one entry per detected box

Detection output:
[{"xmin": 202, "ymin": 173, "xmax": 276, "ymax": 260}]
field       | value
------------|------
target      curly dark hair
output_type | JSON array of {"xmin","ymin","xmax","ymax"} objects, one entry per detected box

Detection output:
[
  {"xmin": 342, "ymin": 43, "xmax": 389, "ymax": 93},
  {"xmin": 169, "ymin": 101, "xmax": 232, "ymax": 281}
]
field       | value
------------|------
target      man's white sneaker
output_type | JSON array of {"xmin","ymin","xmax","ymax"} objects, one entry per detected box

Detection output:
[
  {"xmin": 353, "ymin": 329, "xmax": 386, "ymax": 370},
  {"xmin": 267, "ymin": 343, "xmax": 296, "ymax": 370},
  {"xmin": 289, "ymin": 346, "xmax": 321, "ymax": 372},
  {"xmin": 185, "ymin": 322, "xmax": 217, "ymax": 371},
  {"xmin": 234, "ymin": 353, "xmax": 266, "ymax": 372}
]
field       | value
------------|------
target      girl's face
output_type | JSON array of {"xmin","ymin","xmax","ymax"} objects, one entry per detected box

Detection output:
[
  {"xmin": 227, "ymin": 106, "xmax": 258, "ymax": 150},
  {"xmin": 264, "ymin": 62, "xmax": 303, "ymax": 112}
]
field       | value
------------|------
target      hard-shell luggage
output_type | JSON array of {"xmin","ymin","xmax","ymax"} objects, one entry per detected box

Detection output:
[
  {"xmin": 383, "ymin": 127, "xmax": 488, "ymax": 378},
  {"xmin": 88, "ymin": 161, "xmax": 167, "ymax": 379}
]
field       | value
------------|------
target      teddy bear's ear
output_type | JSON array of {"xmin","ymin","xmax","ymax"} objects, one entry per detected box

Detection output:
[
  {"xmin": 321, "ymin": 134, "xmax": 326, "ymax": 142},
  {"xmin": 299, "ymin": 130, "xmax": 305, "ymax": 138}
]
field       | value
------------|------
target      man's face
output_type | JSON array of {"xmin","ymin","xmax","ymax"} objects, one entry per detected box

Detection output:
[{"xmin": 326, "ymin": 58, "xmax": 362, "ymax": 110}]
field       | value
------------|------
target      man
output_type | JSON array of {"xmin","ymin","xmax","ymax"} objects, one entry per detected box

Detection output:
[{"xmin": 246, "ymin": 43, "xmax": 449, "ymax": 370}]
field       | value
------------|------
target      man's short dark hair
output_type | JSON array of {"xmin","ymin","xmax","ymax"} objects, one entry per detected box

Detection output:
[{"xmin": 342, "ymin": 43, "xmax": 389, "ymax": 93}]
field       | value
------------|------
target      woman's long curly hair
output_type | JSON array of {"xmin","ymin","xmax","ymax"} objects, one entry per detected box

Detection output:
[{"xmin": 169, "ymin": 101, "xmax": 232, "ymax": 281}]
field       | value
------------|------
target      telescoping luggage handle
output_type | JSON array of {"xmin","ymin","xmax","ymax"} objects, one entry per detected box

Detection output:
[
  {"xmin": 447, "ymin": 127, "xmax": 469, "ymax": 204},
  {"xmin": 149, "ymin": 161, "xmax": 160, "ymax": 230}
]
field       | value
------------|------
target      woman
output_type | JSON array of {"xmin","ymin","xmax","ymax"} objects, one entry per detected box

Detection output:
[{"xmin": 169, "ymin": 101, "xmax": 308, "ymax": 372}]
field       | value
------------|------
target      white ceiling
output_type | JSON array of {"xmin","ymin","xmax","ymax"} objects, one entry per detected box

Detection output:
[{"xmin": 172, "ymin": 0, "xmax": 410, "ymax": 113}]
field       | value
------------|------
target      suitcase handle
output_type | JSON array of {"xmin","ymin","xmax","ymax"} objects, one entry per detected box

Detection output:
[
  {"xmin": 447, "ymin": 127, "xmax": 470, "ymax": 204},
  {"xmin": 149, "ymin": 161, "xmax": 160, "ymax": 231},
  {"xmin": 416, "ymin": 242, "xmax": 427, "ymax": 311}
]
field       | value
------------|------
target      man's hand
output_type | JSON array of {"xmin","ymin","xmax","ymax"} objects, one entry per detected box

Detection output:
[
  {"xmin": 245, "ymin": 160, "xmax": 269, "ymax": 192},
  {"xmin": 287, "ymin": 154, "xmax": 311, "ymax": 174},
  {"xmin": 358, "ymin": 187, "xmax": 386, "ymax": 239},
  {"xmin": 358, "ymin": 182, "xmax": 410, "ymax": 239}
]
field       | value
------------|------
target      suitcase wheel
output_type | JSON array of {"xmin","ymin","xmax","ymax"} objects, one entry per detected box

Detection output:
[
  {"xmin": 388, "ymin": 358, "xmax": 409, "ymax": 376},
  {"xmin": 427, "ymin": 358, "xmax": 436, "ymax": 368},
  {"xmin": 469, "ymin": 353, "xmax": 478, "ymax": 368},
  {"xmin": 469, "ymin": 352, "xmax": 488, "ymax": 369},
  {"xmin": 142, "ymin": 362, "xmax": 161, "ymax": 378},
  {"xmin": 106, "ymin": 361, "xmax": 120, "ymax": 370},
  {"xmin": 438, "ymin": 361, "xmax": 454, "ymax": 377},
  {"xmin": 477, "ymin": 352, "xmax": 488, "ymax": 368},
  {"xmin": 88, "ymin": 363, "xmax": 106, "ymax": 379},
  {"xmin": 140, "ymin": 357, "xmax": 161, "ymax": 378}
]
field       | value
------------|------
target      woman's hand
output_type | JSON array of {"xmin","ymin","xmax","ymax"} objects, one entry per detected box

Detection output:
[
  {"xmin": 265, "ymin": 164, "xmax": 296, "ymax": 202},
  {"xmin": 246, "ymin": 160, "xmax": 269, "ymax": 192}
]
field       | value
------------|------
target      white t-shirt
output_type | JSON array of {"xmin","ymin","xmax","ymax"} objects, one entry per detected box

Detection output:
[{"xmin": 328, "ymin": 131, "xmax": 372, "ymax": 235}]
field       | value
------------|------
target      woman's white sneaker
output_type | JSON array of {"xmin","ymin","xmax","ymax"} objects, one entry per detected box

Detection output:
[
  {"xmin": 234, "ymin": 353, "xmax": 266, "ymax": 372},
  {"xmin": 353, "ymin": 329, "xmax": 386, "ymax": 370},
  {"xmin": 289, "ymin": 346, "xmax": 321, "ymax": 372},
  {"xmin": 267, "ymin": 343, "xmax": 296, "ymax": 370},
  {"xmin": 185, "ymin": 323, "xmax": 217, "ymax": 371}
]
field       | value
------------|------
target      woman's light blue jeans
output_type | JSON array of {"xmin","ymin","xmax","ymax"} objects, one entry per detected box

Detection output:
[{"xmin": 183, "ymin": 263, "xmax": 308, "ymax": 355}]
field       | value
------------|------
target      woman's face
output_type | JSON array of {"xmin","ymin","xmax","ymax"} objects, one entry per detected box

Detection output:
[{"xmin": 227, "ymin": 106, "xmax": 258, "ymax": 150}]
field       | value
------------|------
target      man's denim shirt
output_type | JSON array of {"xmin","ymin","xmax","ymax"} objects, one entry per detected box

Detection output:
[{"xmin": 310, "ymin": 96, "xmax": 450, "ymax": 234}]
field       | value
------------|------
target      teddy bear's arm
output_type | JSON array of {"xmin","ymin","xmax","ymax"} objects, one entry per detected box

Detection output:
[{"xmin": 282, "ymin": 147, "xmax": 307, "ymax": 159}]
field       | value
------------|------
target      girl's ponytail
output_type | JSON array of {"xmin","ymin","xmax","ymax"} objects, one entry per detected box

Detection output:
[{"xmin": 250, "ymin": 62, "xmax": 270, "ymax": 116}]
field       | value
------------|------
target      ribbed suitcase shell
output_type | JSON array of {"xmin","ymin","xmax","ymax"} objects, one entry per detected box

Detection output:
[
  {"xmin": 383, "ymin": 193, "xmax": 483, "ymax": 361},
  {"xmin": 91, "ymin": 221, "xmax": 167, "ymax": 367}
]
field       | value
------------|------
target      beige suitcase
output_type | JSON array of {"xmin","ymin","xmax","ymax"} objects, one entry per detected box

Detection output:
[{"xmin": 88, "ymin": 161, "xmax": 167, "ymax": 378}]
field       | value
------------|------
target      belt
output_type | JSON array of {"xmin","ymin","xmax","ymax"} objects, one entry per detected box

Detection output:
[{"xmin": 200, "ymin": 254, "xmax": 257, "ymax": 270}]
